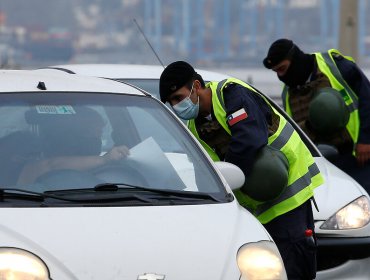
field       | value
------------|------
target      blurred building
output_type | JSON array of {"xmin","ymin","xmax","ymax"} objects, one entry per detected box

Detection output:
[{"xmin": 0, "ymin": 0, "xmax": 369, "ymax": 68}]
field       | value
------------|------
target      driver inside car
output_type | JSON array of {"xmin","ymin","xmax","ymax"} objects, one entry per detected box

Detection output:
[
  {"xmin": 17, "ymin": 106, "xmax": 129, "ymax": 185},
  {"xmin": 0, "ymin": 130, "xmax": 41, "ymax": 186}
]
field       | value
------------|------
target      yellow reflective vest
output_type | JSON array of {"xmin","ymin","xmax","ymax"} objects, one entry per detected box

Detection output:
[
  {"xmin": 282, "ymin": 49, "xmax": 360, "ymax": 150},
  {"xmin": 188, "ymin": 78, "xmax": 324, "ymax": 224}
]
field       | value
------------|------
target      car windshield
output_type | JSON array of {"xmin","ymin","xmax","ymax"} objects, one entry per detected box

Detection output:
[{"xmin": 0, "ymin": 92, "xmax": 228, "ymax": 201}]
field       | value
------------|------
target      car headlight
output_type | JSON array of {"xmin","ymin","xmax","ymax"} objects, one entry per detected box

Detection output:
[
  {"xmin": 0, "ymin": 247, "xmax": 50, "ymax": 280},
  {"xmin": 237, "ymin": 241, "xmax": 287, "ymax": 280},
  {"xmin": 321, "ymin": 196, "xmax": 370, "ymax": 230}
]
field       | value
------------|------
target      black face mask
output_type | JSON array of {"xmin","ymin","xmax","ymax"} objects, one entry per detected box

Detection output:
[{"xmin": 278, "ymin": 51, "xmax": 315, "ymax": 88}]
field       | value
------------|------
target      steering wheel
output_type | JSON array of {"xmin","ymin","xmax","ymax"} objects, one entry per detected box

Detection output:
[
  {"xmin": 92, "ymin": 161, "xmax": 148, "ymax": 186},
  {"xmin": 35, "ymin": 169, "xmax": 104, "ymax": 190}
]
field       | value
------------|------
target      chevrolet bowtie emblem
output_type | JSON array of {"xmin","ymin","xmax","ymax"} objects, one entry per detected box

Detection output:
[{"xmin": 137, "ymin": 273, "xmax": 165, "ymax": 280}]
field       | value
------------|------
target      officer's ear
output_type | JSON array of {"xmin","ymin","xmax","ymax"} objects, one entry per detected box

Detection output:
[{"xmin": 193, "ymin": 80, "xmax": 202, "ymax": 91}]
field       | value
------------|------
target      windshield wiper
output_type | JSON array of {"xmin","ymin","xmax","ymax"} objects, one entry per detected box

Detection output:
[
  {"xmin": 0, "ymin": 188, "xmax": 44, "ymax": 201},
  {"xmin": 0, "ymin": 187, "xmax": 155, "ymax": 205},
  {"xmin": 46, "ymin": 183, "xmax": 225, "ymax": 202},
  {"xmin": 0, "ymin": 187, "xmax": 131, "ymax": 203},
  {"xmin": 0, "ymin": 188, "xmax": 79, "ymax": 202},
  {"xmin": 92, "ymin": 183, "xmax": 226, "ymax": 202},
  {"xmin": 0, "ymin": 184, "xmax": 229, "ymax": 204}
]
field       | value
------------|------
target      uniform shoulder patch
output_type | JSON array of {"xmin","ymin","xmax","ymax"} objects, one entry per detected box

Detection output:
[{"xmin": 227, "ymin": 108, "xmax": 248, "ymax": 126}]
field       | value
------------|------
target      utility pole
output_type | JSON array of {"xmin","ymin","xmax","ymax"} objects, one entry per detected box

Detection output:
[{"xmin": 339, "ymin": 0, "xmax": 358, "ymax": 61}]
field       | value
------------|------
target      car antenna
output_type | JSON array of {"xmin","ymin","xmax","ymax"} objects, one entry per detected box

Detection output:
[{"xmin": 133, "ymin": 18, "xmax": 165, "ymax": 68}]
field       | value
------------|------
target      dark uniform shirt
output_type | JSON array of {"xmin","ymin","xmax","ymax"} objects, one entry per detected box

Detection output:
[
  {"xmin": 334, "ymin": 56, "xmax": 370, "ymax": 144},
  {"xmin": 196, "ymin": 83, "xmax": 272, "ymax": 176}
]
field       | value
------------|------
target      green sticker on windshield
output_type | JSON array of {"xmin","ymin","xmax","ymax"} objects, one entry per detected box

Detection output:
[{"xmin": 36, "ymin": 105, "xmax": 76, "ymax": 114}]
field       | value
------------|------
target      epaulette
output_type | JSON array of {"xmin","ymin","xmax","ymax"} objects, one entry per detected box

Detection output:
[
  {"xmin": 332, "ymin": 52, "xmax": 344, "ymax": 60},
  {"xmin": 223, "ymin": 82, "xmax": 236, "ymax": 90}
]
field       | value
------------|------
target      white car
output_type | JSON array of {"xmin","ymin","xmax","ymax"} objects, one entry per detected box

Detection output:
[
  {"xmin": 46, "ymin": 63, "xmax": 370, "ymax": 280},
  {"xmin": 45, "ymin": 64, "xmax": 231, "ymax": 98},
  {"xmin": 0, "ymin": 69, "xmax": 287, "ymax": 280}
]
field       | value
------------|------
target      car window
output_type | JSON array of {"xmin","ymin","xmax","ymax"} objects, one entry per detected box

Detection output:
[
  {"xmin": 118, "ymin": 79, "xmax": 160, "ymax": 99},
  {"xmin": 118, "ymin": 78, "xmax": 213, "ymax": 100},
  {"xmin": 0, "ymin": 92, "xmax": 227, "ymax": 199}
]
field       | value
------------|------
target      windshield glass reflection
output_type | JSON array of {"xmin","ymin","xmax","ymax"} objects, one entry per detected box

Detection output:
[{"xmin": 0, "ymin": 93, "xmax": 225, "ymax": 198}]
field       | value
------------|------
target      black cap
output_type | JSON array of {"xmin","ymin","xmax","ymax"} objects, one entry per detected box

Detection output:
[
  {"xmin": 263, "ymin": 39, "xmax": 295, "ymax": 69},
  {"xmin": 159, "ymin": 61, "xmax": 196, "ymax": 103}
]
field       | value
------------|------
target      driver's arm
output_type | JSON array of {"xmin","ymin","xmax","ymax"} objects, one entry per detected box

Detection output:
[{"xmin": 17, "ymin": 145, "xmax": 129, "ymax": 185}]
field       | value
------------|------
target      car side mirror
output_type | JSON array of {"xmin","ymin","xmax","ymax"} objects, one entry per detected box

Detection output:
[{"xmin": 214, "ymin": 162, "xmax": 245, "ymax": 190}]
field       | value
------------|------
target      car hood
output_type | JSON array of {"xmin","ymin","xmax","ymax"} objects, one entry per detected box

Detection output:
[
  {"xmin": 313, "ymin": 156, "xmax": 367, "ymax": 220},
  {"xmin": 0, "ymin": 203, "xmax": 270, "ymax": 280}
]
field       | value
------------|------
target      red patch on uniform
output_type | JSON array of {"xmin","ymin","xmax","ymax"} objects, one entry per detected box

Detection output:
[{"xmin": 227, "ymin": 108, "xmax": 248, "ymax": 126}]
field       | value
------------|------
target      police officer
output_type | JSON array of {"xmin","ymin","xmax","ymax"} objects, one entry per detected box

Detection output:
[
  {"xmin": 160, "ymin": 61, "xmax": 324, "ymax": 279},
  {"xmin": 263, "ymin": 38, "xmax": 370, "ymax": 193}
]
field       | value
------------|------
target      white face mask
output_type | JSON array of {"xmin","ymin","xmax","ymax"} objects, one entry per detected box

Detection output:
[{"xmin": 172, "ymin": 83, "xmax": 199, "ymax": 120}]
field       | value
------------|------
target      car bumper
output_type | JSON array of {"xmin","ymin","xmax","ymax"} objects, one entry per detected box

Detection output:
[
  {"xmin": 316, "ymin": 257, "xmax": 370, "ymax": 280},
  {"xmin": 317, "ymin": 236, "xmax": 370, "ymax": 272}
]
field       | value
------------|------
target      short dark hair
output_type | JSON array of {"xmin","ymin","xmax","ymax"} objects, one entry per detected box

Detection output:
[{"xmin": 185, "ymin": 73, "xmax": 206, "ymax": 90}]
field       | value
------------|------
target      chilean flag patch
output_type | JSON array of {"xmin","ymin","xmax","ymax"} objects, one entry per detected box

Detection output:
[{"xmin": 227, "ymin": 108, "xmax": 248, "ymax": 126}]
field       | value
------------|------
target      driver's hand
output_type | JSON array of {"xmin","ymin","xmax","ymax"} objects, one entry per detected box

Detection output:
[
  {"xmin": 355, "ymin": 143, "xmax": 370, "ymax": 167},
  {"xmin": 104, "ymin": 145, "xmax": 130, "ymax": 162}
]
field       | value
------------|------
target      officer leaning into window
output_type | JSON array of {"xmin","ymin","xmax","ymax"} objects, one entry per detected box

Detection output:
[
  {"xmin": 263, "ymin": 38, "xmax": 370, "ymax": 194},
  {"xmin": 159, "ymin": 61, "xmax": 324, "ymax": 280}
]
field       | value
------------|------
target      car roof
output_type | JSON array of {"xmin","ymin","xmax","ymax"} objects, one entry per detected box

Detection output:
[
  {"xmin": 46, "ymin": 63, "xmax": 232, "ymax": 81},
  {"xmin": 0, "ymin": 69, "xmax": 146, "ymax": 95}
]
